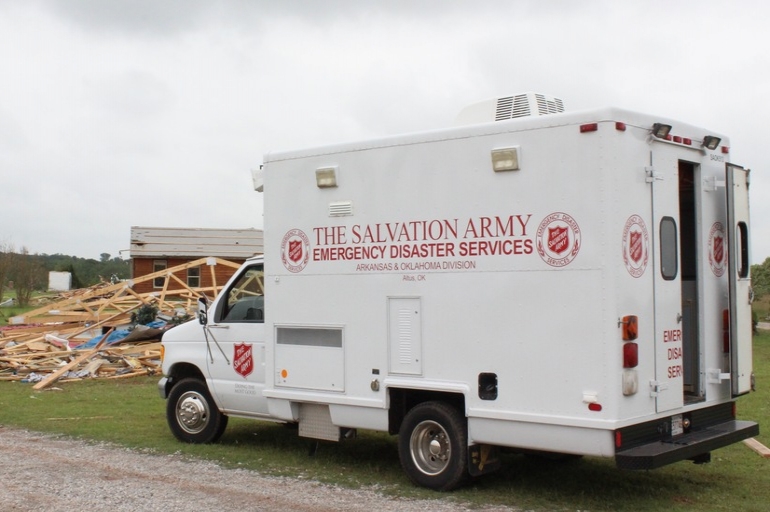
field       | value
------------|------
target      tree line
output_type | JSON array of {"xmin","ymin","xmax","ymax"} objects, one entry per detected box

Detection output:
[
  {"xmin": 751, "ymin": 257, "xmax": 770, "ymax": 300},
  {"xmin": 3, "ymin": 243, "xmax": 770, "ymax": 308},
  {"xmin": 0, "ymin": 245, "xmax": 130, "ymax": 306}
]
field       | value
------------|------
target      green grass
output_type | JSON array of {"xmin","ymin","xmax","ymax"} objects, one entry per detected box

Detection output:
[
  {"xmin": 0, "ymin": 289, "xmax": 44, "ymax": 325},
  {"xmin": 754, "ymin": 295, "xmax": 770, "ymax": 322},
  {"xmin": 1, "ymin": 334, "xmax": 769, "ymax": 511},
  {"xmin": 0, "ymin": 306, "xmax": 36, "ymax": 326}
]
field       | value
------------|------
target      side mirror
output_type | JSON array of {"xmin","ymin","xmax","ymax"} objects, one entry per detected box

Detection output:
[{"xmin": 197, "ymin": 296, "xmax": 209, "ymax": 325}]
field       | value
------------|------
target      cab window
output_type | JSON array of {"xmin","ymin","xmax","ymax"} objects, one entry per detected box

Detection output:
[{"xmin": 218, "ymin": 265, "xmax": 264, "ymax": 323}]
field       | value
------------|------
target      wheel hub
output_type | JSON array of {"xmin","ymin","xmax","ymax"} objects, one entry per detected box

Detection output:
[
  {"xmin": 177, "ymin": 392, "xmax": 208, "ymax": 433},
  {"xmin": 429, "ymin": 438, "xmax": 443, "ymax": 456},
  {"xmin": 410, "ymin": 420, "xmax": 451, "ymax": 475}
]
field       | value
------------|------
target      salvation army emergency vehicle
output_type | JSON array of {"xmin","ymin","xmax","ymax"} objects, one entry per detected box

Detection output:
[{"xmin": 158, "ymin": 93, "xmax": 758, "ymax": 490}]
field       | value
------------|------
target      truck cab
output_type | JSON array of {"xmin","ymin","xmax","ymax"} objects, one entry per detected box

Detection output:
[{"xmin": 159, "ymin": 257, "xmax": 269, "ymax": 442}]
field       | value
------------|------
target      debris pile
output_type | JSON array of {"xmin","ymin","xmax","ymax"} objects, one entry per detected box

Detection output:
[
  {"xmin": 0, "ymin": 336, "xmax": 163, "ymax": 388},
  {"xmin": 0, "ymin": 257, "xmax": 242, "ymax": 388}
]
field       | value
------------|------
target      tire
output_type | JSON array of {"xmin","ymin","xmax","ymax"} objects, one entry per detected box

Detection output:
[
  {"xmin": 166, "ymin": 377, "xmax": 228, "ymax": 444},
  {"xmin": 398, "ymin": 401, "xmax": 468, "ymax": 491}
]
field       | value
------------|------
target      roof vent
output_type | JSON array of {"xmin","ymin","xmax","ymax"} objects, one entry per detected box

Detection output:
[{"xmin": 455, "ymin": 92, "xmax": 564, "ymax": 125}]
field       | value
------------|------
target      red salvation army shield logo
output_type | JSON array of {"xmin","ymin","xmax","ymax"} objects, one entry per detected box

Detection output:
[
  {"xmin": 281, "ymin": 229, "xmax": 310, "ymax": 273},
  {"xmin": 288, "ymin": 240, "xmax": 304, "ymax": 264},
  {"xmin": 713, "ymin": 236, "xmax": 724, "ymax": 265},
  {"xmin": 547, "ymin": 226, "xmax": 569, "ymax": 255},
  {"xmin": 629, "ymin": 231, "xmax": 643, "ymax": 263},
  {"xmin": 708, "ymin": 222, "xmax": 726, "ymax": 277},
  {"xmin": 622, "ymin": 215, "xmax": 649, "ymax": 278},
  {"xmin": 536, "ymin": 212, "xmax": 581, "ymax": 267},
  {"xmin": 233, "ymin": 343, "xmax": 254, "ymax": 378}
]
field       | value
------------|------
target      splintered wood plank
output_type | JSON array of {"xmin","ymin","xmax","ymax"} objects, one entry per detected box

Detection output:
[
  {"xmin": 743, "ymin": 438, "xmax": 770, "ymax": 458},
  {"xmin": 107, "ymin": 369, "xmax": 149, "ymax": 379},
  {"xmin": 122, "ymin": 356, "xmax": 142, "ymax": 369},
  {"xmin": 80, "ymin": 358, "xmax": 106, "ymax": 376},
  {"xmin": 107, "ymin": 342, "xmax": 162, "ymax": 355},
  {"xmin": 25, "ymin": 341, "xmax": 54, "ymax": 352},
  {"xmin": 32, "ymin": 330, "xmax": 111, "ymax": 390}
]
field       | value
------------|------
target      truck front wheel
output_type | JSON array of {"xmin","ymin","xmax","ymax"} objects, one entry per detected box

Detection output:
[
  {"xmin": 166, "ymin": 378, "xmax": 228, "ymax": 444},
  {"xmin": 398, "ymin": 401, "xmax": 468, "ymax": 491}
]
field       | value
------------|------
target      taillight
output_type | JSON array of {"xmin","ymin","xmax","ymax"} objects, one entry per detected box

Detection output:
[
  {"xmin": 723, "ymin": 309, "xmax": 730, "ymax": 353},
  {"xmin": 621, "ymin": 315, "xmax": 639, "ymax": 396},
  {"xmin": 622, "ymin": 370, "xmax": 638, "ymax": 396},
  {"xmin": 621, "ymin": 315, "xmax": 638, "ymax": 341},
  {"xmin": 623, "ymin": 343, "xmax": 639, "ymax": 368}
]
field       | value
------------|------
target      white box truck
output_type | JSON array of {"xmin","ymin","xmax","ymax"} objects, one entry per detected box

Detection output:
[{"xmin": 159, "ymin": 94, "xmax": 758, "ymax": 490}]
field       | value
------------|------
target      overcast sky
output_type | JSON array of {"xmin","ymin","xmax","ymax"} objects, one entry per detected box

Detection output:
[{"xmin": 2, "ymin": 0, "xmax": 769, "ymax": 262}]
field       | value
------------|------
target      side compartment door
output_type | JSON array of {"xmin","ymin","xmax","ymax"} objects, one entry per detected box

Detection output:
[
  {"xmin": 650, "ymin": 151, "xmax": 684, "ymax": 412},
  {"xmin": 726, "ymin": 164, "xmax": 752, "ymax": 396}
]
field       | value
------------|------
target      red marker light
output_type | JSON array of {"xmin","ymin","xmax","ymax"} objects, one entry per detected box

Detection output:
[
  {"xmin": 623, "ymin": 342, "xmax": 639, "ymax": 368},
  {"xmin": 580, "ymin": 123, "xmax": 598, "ymax": 133}
]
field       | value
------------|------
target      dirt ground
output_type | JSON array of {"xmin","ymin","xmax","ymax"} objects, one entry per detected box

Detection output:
[{"xmin": 0, "ymin": 426, "xmax": 516, "ymax": 512}]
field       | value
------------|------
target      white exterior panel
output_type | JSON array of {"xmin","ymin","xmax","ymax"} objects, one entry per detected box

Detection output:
[{"xmin": 161, "ymin": 105, "xmax": 757, "ymax": 475}]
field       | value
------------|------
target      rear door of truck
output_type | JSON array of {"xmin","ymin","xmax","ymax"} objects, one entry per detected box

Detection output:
[
  {"xmin": 726, "ymin": 164, "xmax": 753, "ymax": 396},
  {"xmin": 650, "ymin": 147, "xmax": 686, "ymax": 413}
]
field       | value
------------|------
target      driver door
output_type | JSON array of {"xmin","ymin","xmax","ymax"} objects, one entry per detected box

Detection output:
[{"xmin": 206, "ymin": 264, "xmax": 268, "ymax": 416}]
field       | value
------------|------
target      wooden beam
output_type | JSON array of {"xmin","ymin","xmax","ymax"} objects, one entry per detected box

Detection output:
[
  {"xmin": 744, "ymin": 438, "xmax": 770, "ymax": 458},
  {"xmin": 210, "ymin": 263, "xmax": 218, "ymax": 299},
  {"xmin": 32, "ymin": 329, "xmax": 112, "ymax": 390},
  {"xmin": 95, "ymin": 286, "xmax": 127, "ymax": 316}
]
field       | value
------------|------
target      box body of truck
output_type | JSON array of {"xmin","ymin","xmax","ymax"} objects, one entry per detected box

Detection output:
[{"xmin": 160, "ymin": 100, "xmax": 758, "ymax": 490}]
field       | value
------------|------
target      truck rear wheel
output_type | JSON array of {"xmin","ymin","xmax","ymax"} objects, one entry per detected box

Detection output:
[
  {"xmin": 166, "ymin": 378, "xmax": 228, "ymax": 444},
  {"xmin": 398, "ymin": 401, "xmax": 468, "ymax": 491}
]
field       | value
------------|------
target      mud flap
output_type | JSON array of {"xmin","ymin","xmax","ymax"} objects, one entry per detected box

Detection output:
[{"xmin": 468, "ymin": 444, "xmax": 501, "ymax": 476}]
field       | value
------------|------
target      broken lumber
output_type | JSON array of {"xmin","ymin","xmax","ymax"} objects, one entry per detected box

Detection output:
[
  {"xmin": 32, "ymin": 330, "xmax": 111, "ymax": 390},
  {"xmin": 743, "ymin": 438, "xmax": 770, "ymax": 458}
]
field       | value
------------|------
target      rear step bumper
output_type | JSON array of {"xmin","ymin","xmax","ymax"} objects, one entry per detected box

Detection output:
[{"xmin": 616, "ymin": 420, "xmax": 759, "ymax": 470}]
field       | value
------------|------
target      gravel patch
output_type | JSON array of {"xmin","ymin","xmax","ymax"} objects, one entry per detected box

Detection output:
[{"xmin": 0, "ymin": 426, "xmax": 517, "ymax": 512}]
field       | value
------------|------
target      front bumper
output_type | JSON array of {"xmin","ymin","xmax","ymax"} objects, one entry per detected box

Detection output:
[{"xmin": 157, "ymin": 377, "xmax": 169, "ymax": 399}]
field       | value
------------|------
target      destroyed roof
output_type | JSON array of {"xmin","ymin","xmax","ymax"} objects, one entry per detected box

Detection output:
[
  {"xmin": 130, "ymin": 226, "xmax": 263, "ymax": 259},
  {"xmin": 0, "ymin": 257, "xmax": 244, "ymax": 387}
]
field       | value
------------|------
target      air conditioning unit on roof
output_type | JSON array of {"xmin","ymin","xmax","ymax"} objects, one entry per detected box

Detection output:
[{"xmin": 455, "ymin": 92, "xmax": 564, "ymax": 125}]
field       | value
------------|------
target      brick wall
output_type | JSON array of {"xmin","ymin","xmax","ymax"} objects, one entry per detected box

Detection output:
[{"xmin": 131, "ymin": 257, "xmax": 245, "ymax": 294}]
